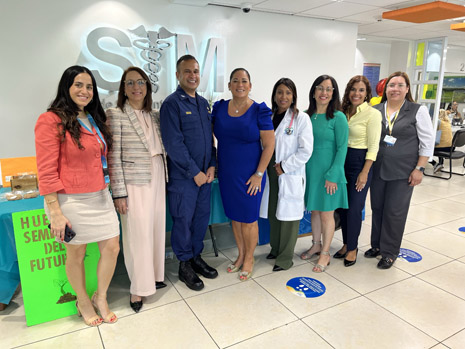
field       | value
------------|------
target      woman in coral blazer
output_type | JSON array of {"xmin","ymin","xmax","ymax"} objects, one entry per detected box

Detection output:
[{"xmin": 35, "ymin": 66, "xmax": 120, "ymax": 327}]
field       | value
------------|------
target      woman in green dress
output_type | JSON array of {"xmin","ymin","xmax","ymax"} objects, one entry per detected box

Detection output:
[{"xmin": 300, "ymin": 75, "xmax": 348, "ymax": 273}]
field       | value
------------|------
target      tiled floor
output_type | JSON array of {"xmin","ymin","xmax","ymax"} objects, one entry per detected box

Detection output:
[{"xmin": 2, "ymin": 167, "xmax": 465, "ymax": 348}]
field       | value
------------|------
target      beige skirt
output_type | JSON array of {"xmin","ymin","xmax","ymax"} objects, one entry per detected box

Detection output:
[{"xmin": 45, "ymin": 187, "xmax": 120, "ymax": 245}]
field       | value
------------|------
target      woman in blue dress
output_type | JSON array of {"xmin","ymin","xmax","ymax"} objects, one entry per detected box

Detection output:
[{"xmin": 212, "ymin": 68, "xmax": 275, "ymax": 281}]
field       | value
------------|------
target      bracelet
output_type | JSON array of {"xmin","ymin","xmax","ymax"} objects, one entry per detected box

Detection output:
[
  {"xmin": 46, "ymin": 199, "xmax": 57, "ymax": 204},
  {"xmin": 255, "ymin": 171, "xmax": 264, "ymax": 177}
]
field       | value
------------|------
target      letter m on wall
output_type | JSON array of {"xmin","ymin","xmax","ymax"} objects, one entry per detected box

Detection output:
[{"xmin": 176, "ymin": 34, "xmax": 225, "ymax": 92}]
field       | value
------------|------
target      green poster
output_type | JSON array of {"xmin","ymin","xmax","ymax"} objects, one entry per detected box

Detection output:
[{"xmin": 12, "ymin": 209, "xmax": 100, "ymax": 326}]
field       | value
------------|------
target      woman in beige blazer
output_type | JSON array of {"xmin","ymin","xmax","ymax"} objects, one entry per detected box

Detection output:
[{"xmin": 107, "ymin": 67, "xmax": 168, "ymax": 313}]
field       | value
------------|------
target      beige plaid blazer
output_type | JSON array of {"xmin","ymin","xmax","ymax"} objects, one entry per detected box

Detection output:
[{"xmin": 107, "ymin": 102, "xmax": 168, "ymax": 199}]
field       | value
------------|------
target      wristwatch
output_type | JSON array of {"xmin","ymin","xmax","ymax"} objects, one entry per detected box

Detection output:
[
  {"xmin": 415, "ymin": 166, "xmax": 425, "ymax": 173},
  {"xmin": 255, "ymin": 171, "xmax": 264, "ymax": 177}
]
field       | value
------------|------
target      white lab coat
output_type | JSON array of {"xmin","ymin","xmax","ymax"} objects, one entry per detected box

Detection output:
[{"xmin": 260, "ymin": 109, "xmax": 313, "ymax": 221}]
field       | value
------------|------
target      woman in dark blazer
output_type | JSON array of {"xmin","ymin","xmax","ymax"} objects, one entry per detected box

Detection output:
[
  {"xmin": 107, "ymin": 67, "xmax": 168, "ymax": 312},
  {"xmin": 365, "ymin": 71, "xmax": 434, "ymax": 269}
]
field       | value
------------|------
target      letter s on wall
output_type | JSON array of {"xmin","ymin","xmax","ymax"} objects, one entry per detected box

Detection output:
[{"xmin": 87, "ymin": 27, "xmax": 134, "ymax": 91}]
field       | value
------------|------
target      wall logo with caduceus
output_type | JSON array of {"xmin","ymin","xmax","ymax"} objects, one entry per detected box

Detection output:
[
  {"xmin": 129, "ymin": 25, "xmax": 176, "ymax": 94},
  {"xmin": 80, "ymin": 25, "xmax": 225, "ymax": 109}
]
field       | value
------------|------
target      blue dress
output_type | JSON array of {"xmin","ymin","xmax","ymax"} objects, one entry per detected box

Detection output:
[{"xmin": 212, "ymin": 100, "xmax": 273, "ymax": 223}]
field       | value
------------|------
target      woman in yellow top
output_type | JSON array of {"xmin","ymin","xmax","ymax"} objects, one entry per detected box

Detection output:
[
  {"xmin": 431, "ymin": 109, "xmax": 453, "ymax": 173},
  {"xmin": 334, "ymin": 76, "xmax": 381, "ymax": 266}
]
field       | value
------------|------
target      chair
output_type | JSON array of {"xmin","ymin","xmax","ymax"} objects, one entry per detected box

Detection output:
[{"xmin": 425, "ymin": 128, "xmax": 465, "ymax": 180}]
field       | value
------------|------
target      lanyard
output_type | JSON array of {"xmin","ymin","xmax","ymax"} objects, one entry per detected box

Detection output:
[
  {"xmin": 384, "ymin": 101, "xmax": 404, "ymax": 135},
  {"xmin": 77, "ymin": 114, "xmax": 110, "ymax": 184},
  {"xmin": 78, "ymin": 114, "xmax": 107, "ymax": 154},
  {"xmin": 285, "ymin": 112, "xmax": 295, "ymax": 135}
]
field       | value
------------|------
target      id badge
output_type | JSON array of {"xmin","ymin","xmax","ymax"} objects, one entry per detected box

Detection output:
[
  {"xmin": 384, "ymin": 135, "xmax": 397, "ymax": 146},
  {"xmin": 103, "ymin": 168, "xmax": 110, "ymax": 184}
]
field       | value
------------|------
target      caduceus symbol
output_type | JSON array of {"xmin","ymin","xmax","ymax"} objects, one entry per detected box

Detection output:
[{"xmin": 129, "ymin": 25, "xmax": 176, "ymax": 93}]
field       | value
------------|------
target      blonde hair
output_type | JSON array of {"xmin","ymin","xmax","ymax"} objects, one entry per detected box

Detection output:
[{"xmin": 438, "ymin": 109, "xmax": 448, "ymax": 121}]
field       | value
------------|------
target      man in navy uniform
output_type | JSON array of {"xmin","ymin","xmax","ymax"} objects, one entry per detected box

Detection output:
[{"xmin": 160, "ymin": 54, "xmax": 218, "ymax": 290}]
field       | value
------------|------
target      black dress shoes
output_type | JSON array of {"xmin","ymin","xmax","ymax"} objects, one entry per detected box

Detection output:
[
  {"xmin": 272, "ymin": 265, "xmax": 284, "ymax": 272},
  {"xmin": 364, "ymin": 248, "xmax": 381, "ymax": 258},
  {"xmin": 333, "ymin": 250, "xmax": 347, "ymax": 259},
  {"xmin": 179, "ymin": 261, "xmax": 204, "ymax": 291},
  {"xmin": 130, "ymin": 296, "xmax": 143, "ymax": 313},
  {"xmin": 377, "ymin": 257, "xmax": 394, "ymax": 269},
  {"xmin": 344, "ymin": 249, "xmax": 358, "ymax": 267},
  {"xmin": 156, "ymin": 281, "xmax": 167, "ymax": 289},
  {"xmin": 191, "ymin": 256, "xmax": 218, "ymax": 279},
  {"xmin": 266, "ymin": 253, "xmax": 277, "ymax": 260}
]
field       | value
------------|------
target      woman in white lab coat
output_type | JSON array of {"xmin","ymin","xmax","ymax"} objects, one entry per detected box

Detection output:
[{"xmin": 260, "ymin": 78, "xmax": 313, "ymax": 271}]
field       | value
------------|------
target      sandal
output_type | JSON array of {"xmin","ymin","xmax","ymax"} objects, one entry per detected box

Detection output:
[
  {"xmin": 300, "ymin": 240, "xmax": 321, "ymax": 260},
  {"xmin": 312, "ymin": 251, "xmax": 331, "ymax": 273},
  {"xmin": 76, "ymin": 301, "xmax": 102, "ymax": 327},
  {"xmin": 227, "ymin": 263, "xmax": 241, "ymax": 273},
  {"xmin": 239, "ymin": 259, "xmax": 254, "ymax": 281},
  {"xmin": 91, "ymin": 292, "xmax": 118, "ymax": 324}
]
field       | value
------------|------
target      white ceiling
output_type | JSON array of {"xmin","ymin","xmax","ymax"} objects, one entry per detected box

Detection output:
[{"xmin": 172, "ymin": 0, "xmax": 465, "ymax": 46}]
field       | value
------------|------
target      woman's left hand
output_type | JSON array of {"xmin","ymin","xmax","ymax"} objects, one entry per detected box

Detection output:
[
  {"xmin": 325, "ymin": 180, "xmax": 338, "ymax": 195},
  {"xmin": 246, "ymin": 174, "xmax": 262, "ymax": 196},
  {"xmin": 408, "ymin": 169, "xmax": 423, "ymax": 186},
  {"xmin": 355, "ymin": 172, "xmax": 368, "ymax": 192},
  {"xmin": 274, "ymin": 163, "xmax": 284, "ymax": 176}
]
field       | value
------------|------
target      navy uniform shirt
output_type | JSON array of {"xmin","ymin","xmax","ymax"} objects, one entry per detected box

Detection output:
[{"xmin": 160, "ymin": 85, "xmax": 216, "ymax": 180}]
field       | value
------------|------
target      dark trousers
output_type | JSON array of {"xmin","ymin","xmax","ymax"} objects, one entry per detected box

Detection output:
[
  {"xmin": 338, "ymin": 148, "xmax": 372, "ymax": 251},
  {"xmin": 432, "ymin": 146, "xmax": 453, "ymax": 165},
  {"xmin": 267, "ymin": 157, "xmax": 300, "ymax": 269},
  {"xmin": 369, "ymin": 171, "xmax": 413, "ymax": 260},
  {"xmin": 167, "ymin": 178, "xmax": 211, "ymax": 262}
]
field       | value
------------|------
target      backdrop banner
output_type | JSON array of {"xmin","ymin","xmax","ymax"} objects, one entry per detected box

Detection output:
[{"xmin": 12, "ymin": 209, "xmax": 100, "ymax": 326}]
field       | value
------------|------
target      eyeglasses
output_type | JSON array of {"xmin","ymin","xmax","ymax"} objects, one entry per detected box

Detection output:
[
  {"xmin": 387, "ymin": 83, "xmax": 406, "ymax": 89},
  {"xmin": 125, "ymin": 79, "xmax": 147, "ymax": 87},
  {"xmin": 316, "ymin": 86, "xmax": 334, "ymax": 93}
]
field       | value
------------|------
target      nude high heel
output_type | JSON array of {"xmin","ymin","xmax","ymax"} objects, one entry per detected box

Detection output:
[
  {"xmin": 91, "ymin": 292, "xmax": 118, "ymax": 324},
  {"xmin": 76, "ymin": 301, "xmax": 102, "ymax": 327}
]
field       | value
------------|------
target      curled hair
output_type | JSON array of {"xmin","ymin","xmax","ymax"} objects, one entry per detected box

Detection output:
[
  {"xmin": 117, "ymin": 66, "xmax": 153, "ymax": 112},
  {"xmin": 48, "ymin": 65, "xmax": 112, "ymax": 151},
  {"xmin": 380, "ymin": 71, "xmax": 414, "ymax": 103},
  {"xmin": 438, "ymin": 109, "xmax": 448, "ymax": 121},
  {"xmin": 229, "ymin": 68, "xmax": 251, "ymax": 82},
  {"xmin": 271, "ymin": 78, "xmax": 298, "ymax": 115},
  {"xmin": 341, "ymin": 75, "xmax": 372, "ymax": 115},
  {"xmin": 307, "ymin": 75, "xmax": 341, "ymax": 120}
]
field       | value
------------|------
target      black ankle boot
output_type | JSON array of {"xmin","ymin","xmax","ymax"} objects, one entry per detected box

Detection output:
[{"xmin": 179, "ymin": 261, "xmax": 204, "ymax": 291}]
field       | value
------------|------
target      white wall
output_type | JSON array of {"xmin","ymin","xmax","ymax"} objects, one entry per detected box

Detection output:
[
  {"xmin": 355, "ymin": 41, "xmax": 391, "ymax": 81},
  {"xmin": 1, "ymin": 0, "xmax": 358, "ymax": 158},
  {"xmin": 388, "ymin": 41, "xmax": 410, "ymax": 74},
  {"xmin": 445, "ymin": 45, "xmax": 465, "ymax": 74}
]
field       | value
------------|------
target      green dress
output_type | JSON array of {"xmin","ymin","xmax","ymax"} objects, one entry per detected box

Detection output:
[{"xmin": 305, "ymin": 110, "xmax": 349, "ymax": 211}]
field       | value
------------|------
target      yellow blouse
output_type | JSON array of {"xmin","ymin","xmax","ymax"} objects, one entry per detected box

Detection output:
[{"xmin": 347, "ymin": 102, "xmax": 382, "ymax": 161}]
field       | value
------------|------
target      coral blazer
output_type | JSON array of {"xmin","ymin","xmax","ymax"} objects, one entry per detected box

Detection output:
[{"xmin": 35, "ymin": 111, "xmax": 108, "ymax": 195}]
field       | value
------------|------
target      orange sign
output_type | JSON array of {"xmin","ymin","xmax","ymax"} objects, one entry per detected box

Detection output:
[{"xmin": 1, "ymin": 157, "xmax": 37, "ymax": 188}]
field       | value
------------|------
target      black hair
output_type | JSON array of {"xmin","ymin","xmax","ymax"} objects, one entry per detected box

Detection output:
[
  {"xmin": 229, "ymin": 68, "xmax": 251, "ymax": 82},
  {"xmin": 176, "ymin": 54, "xmax": 199, "ymax": 72},
  {"xmin": 48, "ymin": 65, "xmax": 112, "ymax": 150},
  {"xmin": 307, "ymin": 75, "xmax": 341, "ymax": 120},
  {"xmin": 271, "ymin": 78, "xmax": 298, "ymax": 115}
]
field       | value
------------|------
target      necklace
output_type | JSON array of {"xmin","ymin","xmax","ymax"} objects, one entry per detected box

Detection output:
[{"xmin": 231, "ymin": 99, "xmax": 248, "ymax": 114}]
